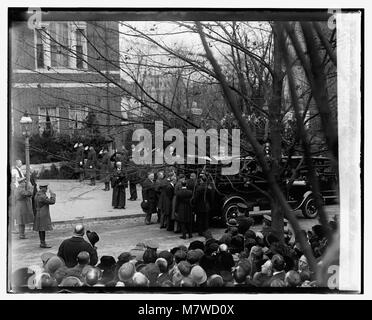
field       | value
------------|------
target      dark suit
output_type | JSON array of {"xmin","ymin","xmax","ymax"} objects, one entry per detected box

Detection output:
[
  {"xmin": 192, "ymin": 183, "xmax": 212, "ymax": 235},
  {"xmin": 142, "ymin": 178, "xmax": 157, "ymax": 224},
  {"xmin": 164, "ymin": 182, "xmax": 175, "ymax": 231},
  {"xmin": 175, "ymin": 187, "xmax": 193, "ymax": 238},
  {"xmin": 111, "ymin": 168, "xmax": 127, "ymax": 208}
]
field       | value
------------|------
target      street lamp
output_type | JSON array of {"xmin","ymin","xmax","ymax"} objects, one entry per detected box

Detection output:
[{"xmin": 20, "ymin": 112, "xmax": 33, "ymax": 188}]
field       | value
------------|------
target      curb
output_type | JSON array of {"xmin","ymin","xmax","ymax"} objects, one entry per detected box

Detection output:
[{"xmin": 25, "ymin": 213, "xmax": 146, "ymax": 230}]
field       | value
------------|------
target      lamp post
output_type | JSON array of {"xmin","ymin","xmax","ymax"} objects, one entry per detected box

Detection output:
[{"xmin": 20, "ymin": 112, "xmax": 33, "ymax": 188}]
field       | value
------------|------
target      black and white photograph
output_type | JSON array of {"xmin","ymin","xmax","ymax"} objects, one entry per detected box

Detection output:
[{"xmin": 4, "ymin": 4, "xmax": 363, "ymax": 299}]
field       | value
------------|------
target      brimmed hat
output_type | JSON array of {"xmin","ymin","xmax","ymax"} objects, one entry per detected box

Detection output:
[
  {"xmin": 118, "ymin": 262, "xmax": 135, "ymax": 281},
  {"xmin": 97, "ymin": 256, "xmax": 116, "ymax": 270},
  {"xmin": 41, "ymin": 252, "xmax": 56, "ymax": 265},
  {"xmin": 145, "ymin": 240, "xmax": 159, "ymax": 250},
  {"xmin": 226, "ymin": 218, "xmax": 239, "ymax": 227},
  {"xmin": 189, "ymin": 266, "xmax": 207, "ymax": 285},
  {"xmin": 140, "ymin": 201, "xmax": 150, "ymax": 211},
  {"xmin": 158, "ymin": 250, "xmax": 174, "ymax": 267},
  {"xmin": 186, "ymin": 250, "xmax": 199, "ymax": 265},
  {"xmin": 39, "ymin": 183, "xmax": 48, "ymax": 188},
  {"xmin": 86, "ymin": 230, "xmax": 99, "ymax": 246},
  {"xmin": 178, "ymin": 261, "xmax": 192, "ymax": 277},
  {"xmin": 45, "ymin": 256, "xmax": 64, "ymax": 275},
  {"xmin": 60, "ymin": 276, "xmax": 83, "ymax": 287},
  {"xmin": 188, "ymin": 240, "xmax": 204, "ymax": 251},
  {"xmin": 118, "ymin": 252, "xmax": 135, "ymax": 263}
]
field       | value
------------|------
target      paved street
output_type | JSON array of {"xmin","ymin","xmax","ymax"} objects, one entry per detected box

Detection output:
[
  {"xmin": 34, "ymin": 179, "xmax": 145, "ymax": 222},
  {"xmin": 9, "ymin": 198, "xmax": 339, "ymax": 272}
]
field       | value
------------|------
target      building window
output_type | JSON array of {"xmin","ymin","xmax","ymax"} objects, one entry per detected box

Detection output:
[
  {"xmin": 68, "ymin": 106, "xmax": 88, "ymax": 129},
  {"xmin": 34, "ymin": 22, "xmax": 87, "ymax": 70},
  {"xmin": 38, "ymin": 107, "xmax": 60, "ymax": 134},
  {"xmin": 75, "ymin": 28, "xmax": 85, "ymax": 69},
  {"xmin": 49, "ymin": 22, "xmax": 69, "ymax": 68},
  {"xmin": 35, "ymin": 28, "xmax": 45, "ymax": 68}
]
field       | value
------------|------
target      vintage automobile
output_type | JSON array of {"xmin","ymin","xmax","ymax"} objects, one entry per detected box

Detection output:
[
  {"xmin": 176, "ymin": 154, "xmax": 338, "ymax": 223},
  {"xmin": 211, "ymin": 155, "xmax": 338, "ymax": 222}
]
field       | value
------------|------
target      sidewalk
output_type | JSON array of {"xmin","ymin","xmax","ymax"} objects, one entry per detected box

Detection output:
[{"xmin": 35, "ymin": 180, "xmax": 145, "ymax": 224}]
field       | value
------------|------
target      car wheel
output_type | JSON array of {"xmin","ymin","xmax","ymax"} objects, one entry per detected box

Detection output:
[
  {"xmin": 301, "ymin": 197, "xmax": 318, "ymax": 218},
  {"xmin": 223, "ymin": 201, "xmax": 248, "ymax": 224}
]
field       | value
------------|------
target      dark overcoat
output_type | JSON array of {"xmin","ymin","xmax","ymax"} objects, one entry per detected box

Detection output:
[
  {"xmin": 33, "ymin": 190, "xmax": 55, "ymax": 231},
  {"xmin": 111, "ymin": 168, "xmax": 127, "ymax": 208},
  {"xmin": 175, "ymin": 188, "xmax": 193, "ymax": 223},
  {"xmin": 155, "ymin": 177, "xmax": 168, "ymax": 212},
  {"xmin": 163, "ymin": 182, "xmax": 175, "ymax": 218},
  {"xmin": 192, "ymin": 183, "xmax": 212, "ymax": 214},
  {"xmin": 14, "ymin": 185, "xmax": 34, "ymax": 225},
  {"xmin": 85, "ymin": 148, "xmax": 97, "ymax": 179},
  {"xmin": 100, "ymin": 153, "xmax": 112, "ymax": 183},
  {"xmin": 75, "ymin": 146, "xmax": 85, "ymax": 173},
  {"xmin": 141, "ymin": 178, "xmax": 157, "ymax": 213}
]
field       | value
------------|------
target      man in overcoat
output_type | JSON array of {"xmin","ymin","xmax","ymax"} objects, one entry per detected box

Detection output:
[
  {"xmin": 142, "ymin": 172, "xmax": 157, "ymax": 225},
  {"xmin": 14, "ymin": 178, "xmax": 34, "ymax": 239},
  {"xmin": 33, "ymin": 183, "xmax": 55, "ymax": 248},
  {"xmin": 175, "ymin": 181, "xmax": 193, "ymax": 239},
  {"xmin": 100, "ymin": 149, "xmax": 112, "ymax": 191},
  {"xmin": 192, "ymin": 177, "xmax": 212, "ymax": 236},
  {"xmin": 111, "ymin": 161, "xmax": 127, "ymax": 209},
  {"xmin": 74, "ymin": 143, "xmax": 85, "ymax": 182},
  {"xmin": 86, "ymin": 146, "xmax": 97, "ymax": 186}
]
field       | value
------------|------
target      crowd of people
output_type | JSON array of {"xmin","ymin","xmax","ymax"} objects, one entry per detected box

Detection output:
[{"xmin": 11, "ymin": 213, "xmax": 339, "ymax": 290}]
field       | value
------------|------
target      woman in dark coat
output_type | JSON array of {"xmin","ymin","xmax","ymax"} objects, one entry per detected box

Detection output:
[
  {"xmin": 14, "ymin": 179, "xmax": 34, "ymax": 239},
  {"xmin": 33, "ymin": 184, "xmax": 55, "ymax": 248},
  {"xmin": 111, "ymin": 162, "xmax": 127, "ymax": 209},
  {"xmin": 175, "ymin": 181, "xmax": 193, "ymax": 239}
]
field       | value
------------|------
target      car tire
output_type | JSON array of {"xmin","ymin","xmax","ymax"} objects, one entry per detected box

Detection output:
[
  {"xmin": 222, "ymin": 202, "xmax": 243, "ymax": 224},
  {"xmin": 301, "ymin": 197, "xmax": 318, "ymax": 219}
]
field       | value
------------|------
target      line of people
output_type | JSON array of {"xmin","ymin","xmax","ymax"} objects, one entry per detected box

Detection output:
[{"xmin": 141, "ymin": 169, "xmax": 213, "ymax": 239}]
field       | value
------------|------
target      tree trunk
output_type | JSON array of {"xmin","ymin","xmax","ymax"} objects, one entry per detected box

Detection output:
[{"xmin": 268, "ymin": 22, "xmax": 284, "ymax": 242}]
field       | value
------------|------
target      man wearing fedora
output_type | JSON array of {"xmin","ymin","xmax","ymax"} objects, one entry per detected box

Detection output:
[
  {"xmin": 57, "ymin": 224, "xmax": 98, "ymax": 268},
  {"xmin": 33, "ymin": 183, "xmax": 55, "ymax": 248}
]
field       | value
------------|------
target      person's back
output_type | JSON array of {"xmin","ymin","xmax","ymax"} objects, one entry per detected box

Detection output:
[{"xmin": 57, "ymin": 224, "xmax": 98, "ymax": 268}]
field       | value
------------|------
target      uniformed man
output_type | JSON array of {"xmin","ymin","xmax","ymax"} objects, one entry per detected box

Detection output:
[{"xmin": 33, "ymin": 183, "xmax": 56, "ymax": 248}]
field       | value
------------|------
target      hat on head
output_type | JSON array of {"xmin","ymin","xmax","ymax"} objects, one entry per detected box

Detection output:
[
  {"xmin": 226, "ymin": 218, "xmax": 239, "ymax": 227},
  {"xmin": 73, "ymin": 224, "xmax": 85, "ymax": 236},
  {"xmin": 178, "ymin": 261, "xmax": 192, "ymax": 277},
  {"xmin": 132, "ymin": 272, "xmax": 149, "ymax": 287},
  {"xmin": 189, "ymin": 266, "xmax": 207, "ymax": 285},
  {"xmin": 140, "ymin": 263, "xmax": 160, "ymax": 285},
  {"xmin": 181, "ymin": 277, "xmax": 196, "ymax": 287},
  {"xmin": 53, "ymin": 266, "xmax": 69, "ymax": 285},
  {"xmin": 86, "ymin": 230, "xmax": 99, "ymax": 246},
  {"xmin": 140, "ymin": 201, "xmax": 150, "ymax": 211},
  {"xmin": 158, "ymin": 250, "xmax": 174, "ymax": 268},
  {"xmin": 143, "ymin": 248, "xmax": 157, "ymax": 264},
  {"xmin": 118, "ymin": 262, "xmax": 136, "ymax": 281},
  {"xmin": 45, "ymin": 256, "xmax": 64, "ymax": 275},
  {"xmin": 97, "ymin": 256, "xmax": 116, "ymax": 270},
  {"xmin": 39, "ymin": 183, "xmax": 48, "ymax": 188},
  {"xmin": 41, "ymin": 252, "xmax": 56, "ymax": 265},
  {"xmin": 186, "ymin": 250, "xmax": 199, "ymax": 265},
  {"xmin": 33, "ymin": 272, "xmax": 57, "ymax": 288},
  {"xmin": 219, "ymin": 234, "xmax": 232, "ymax": 246},
  {"xmin": 118, "ymin": 252, "xmax": 135, "ymax": 263},
  {"xmin": 174, "ymin": 250, "xmax": 187, "ymax": 264},
  {"xmin": 188, "ymin": 240, "xmax": 205, "ymax": 251},
  {"xmin": 194, "ymin": 249, "xmax": 205, "ymax": 260},
  {"xmin": 207, "ymin": 274, "xmax": 224, "ymax": 287},
  {"xmin": 60, "ymin": 276, "xmax": 83, "ymax": 287},
  {"xmin": 145, "ymin": 240, "xmax": 159, "ymax": 250}
]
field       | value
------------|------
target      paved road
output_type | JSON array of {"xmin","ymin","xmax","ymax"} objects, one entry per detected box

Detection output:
[{"xmin": 9, "ymin": 204, "xmax": 339, "ymax": 272}]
